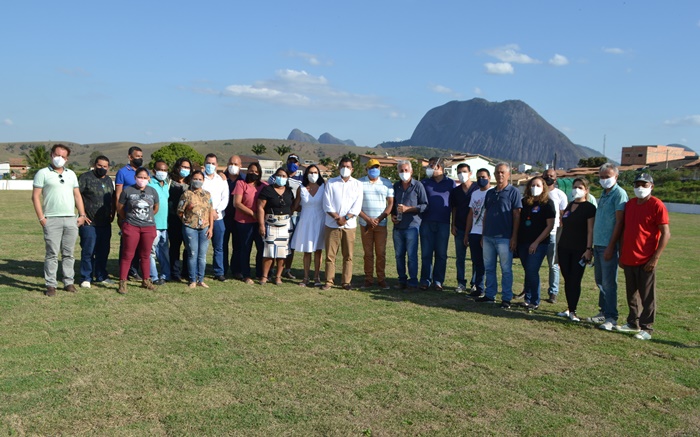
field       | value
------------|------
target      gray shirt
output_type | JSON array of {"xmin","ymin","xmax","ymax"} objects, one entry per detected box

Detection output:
[{"xmin": 119, "ymin": 185, "xmax": 159, "ymax": 227}]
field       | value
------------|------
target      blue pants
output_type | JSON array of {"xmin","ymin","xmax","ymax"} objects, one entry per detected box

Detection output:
[
  {"xmin": 234, "ymin": 221, "xmax": 263, "ymax": 279},
  {"xmin": 483, "ymin": 236, "xmax": 514, "ymax": 302},
  {"xmin": 149, "ymin": 229, "xmax": 171, "ymax": 281},
  {"xmin": 454, "ymin": 228, "xmax": 468, "ymax": 287},
  {"xmin": 183, "ymin": 226, "xmax": 209, "ymax": 283},
  {"xmin": 419, "ymin": 221, "xmax": 450, "ymax": 286},
  {"xmin": 78, "ymin": 224, "xmax": 111, "ymax": 283},
  {"xmin": 223, "ymin": 217, "xmax": 239, "ymax": 277},
  {"xmin": 210, "ymin": 219, "xmax": 226, "ymax": 277},
  {"xmin": 168, "ymin": 218, "xmax": 188, "ymax": 280},
  {"xmin": 517, "ymin": 242, "xmax": 549, "ymax": 306},
  {"xmin": 468, "ymin": 233, "xmax": 485, "ymax": 293},
  {"xmin": 594, "ymin": 245, "xmax": 620, "ymax": 321},
  {"xmin": 546, "ymin": 233, "xmax": 560, "ymax": 296},
  {"xmin": 393, "ymin": 227, "xmax": 419, "ymax": 287}
]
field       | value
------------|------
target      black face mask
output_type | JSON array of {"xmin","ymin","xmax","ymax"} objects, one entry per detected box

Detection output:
[
  {"xmin": 246, "ymin": 173, "xmax": 260, "ymax": 183},
  {"xmin": 544, "ymin": 177, "xmax": 555, "ymax": 186},
  {"xmin": 132, "ymin": 158, "xmax": 143, "ymax": 168},
  {"xmin": 94, "ymin": 167, "xmax": 108, "ymax": 178}
]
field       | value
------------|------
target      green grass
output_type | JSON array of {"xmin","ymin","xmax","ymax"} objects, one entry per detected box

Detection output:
[{"xmin": 0, "ymin": 190, "xmax": 698, "ymax": 436}]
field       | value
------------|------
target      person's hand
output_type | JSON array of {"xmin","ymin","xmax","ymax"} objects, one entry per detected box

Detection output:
[
  {"xmin": 463, "ymin": 235, "xmax": 469, "ymax": 247},
  {"xmin": 451, "ymin": 225, "xmax": 457, "ymax": 237},
  {"xmin": 529, "ymin": 242, "xmax": 538, "ymax": 254},
  {"xmin": 397, "ymin": 204, "xmax": 405, "ymax": 214},
  {"xmin": 369, "ymin": 217, "xmax": 379, "ymax": 228},
  {"xmin": 337, "ymin": 217, "xmax": 347, "ymax": 227},
  {"xmin": 510, "ymin": 237, "xmax": 517, "ymax": 252},
  {"xmin": 39, "ymin": 217, "xmax": 47, "ymax": 228},
  {"xmin": 259, "ymin": 225, "xmax": 266, "ymax": 237},
  {"xmin": 206, "ymin": 227, "xmax": 213, "ymax": 239},
  {"xmin": 213, "ymin": 210, "xmax": 220, "ymax": 220},
  {"xmin": 603, "ymin": 246, "xmax": 614, "ymax": 261},
  {"xmin": 644, "ymin": 257, "xmax": 658, "ymax": 272},
  {"xmin": 391, "ymin": 215, "xmax": 399, "ymax": 225}
]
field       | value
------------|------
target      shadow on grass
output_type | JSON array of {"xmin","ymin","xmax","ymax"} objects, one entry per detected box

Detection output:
[{"xmin": 0, "ymin": 259, "xmax": 45, "ymax": 293}]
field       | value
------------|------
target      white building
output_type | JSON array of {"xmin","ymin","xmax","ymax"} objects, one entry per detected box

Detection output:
[
  {"xmin": 442, "ymin": 154, "xmax": 497, "ymax": 182},
  {"xmin": 0, "ymin": 163, "xmax": 9, "ymax": 177},
  {"xmin": 518, "ymin": 163, "xmax": 532, "ymax": 173}
]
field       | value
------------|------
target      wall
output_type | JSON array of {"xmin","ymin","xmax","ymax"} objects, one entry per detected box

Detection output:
[
  {"xmin": 0, "ymin": 180, "xmax": 34, "ymax": 190},
  {"xmin": 665, "ymin": 202, "xmax": 700, "ymax": 214}
]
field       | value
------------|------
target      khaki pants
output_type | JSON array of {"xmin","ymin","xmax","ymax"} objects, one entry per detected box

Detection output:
[
  {"xmin": 360, "ymin": 225, "xmax": 388, "ymax": 283},
  {"xmin": 324, "ymin": 226, "xmax": 356, "ymax": 286}
]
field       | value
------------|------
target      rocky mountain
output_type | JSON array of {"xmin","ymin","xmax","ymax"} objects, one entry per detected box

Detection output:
[
  {"xmin": 382, "ymin": 98, "xmax": 601, "ymax": 169},
  {"xmin": 287, "ymin": 129, "xmax": 356, "ymax": 146}
]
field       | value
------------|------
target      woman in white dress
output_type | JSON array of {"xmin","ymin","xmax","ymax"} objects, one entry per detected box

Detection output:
[{"xmin": 291, "ymin": 165, "xmax": 326, "ymax": 286}]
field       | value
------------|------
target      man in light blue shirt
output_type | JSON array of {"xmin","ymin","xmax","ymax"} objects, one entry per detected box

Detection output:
[
  {"xmin": 148, "ymin": 160, "xmax": 171, "ymax": 284},
  {"xmin": 358, "ymin": 159, "xmax": 394, "ymax": 290}
]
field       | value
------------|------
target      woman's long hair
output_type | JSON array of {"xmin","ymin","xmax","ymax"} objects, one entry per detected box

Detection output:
[
  {"xmin": 523, "ymin": 176, "xmax": 550, "ymax": 206},
  {"xmin": 302, "ymin": 164, "xmax": 325, "ymax": 187}
]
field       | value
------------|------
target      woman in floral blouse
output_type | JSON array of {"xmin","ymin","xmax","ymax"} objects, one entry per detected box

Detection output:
[{"xmin": 178, "ymin": 170, "xmax": 214, "ymax": 288}]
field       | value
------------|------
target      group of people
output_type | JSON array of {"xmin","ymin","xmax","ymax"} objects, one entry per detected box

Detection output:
[{"xmin": 32, "ymin": 144, "xmax": 670, "ymax": 340}]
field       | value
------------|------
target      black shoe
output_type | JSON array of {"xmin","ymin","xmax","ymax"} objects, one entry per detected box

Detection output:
[
  {"xmin": 500, "ymin": 300, "xmax": 511, "ymax": 309},
  {"xmin": 545, "ymin": 293, "xmax": 557, "ymax": 304},
  {"xmin": 129, "ymin": 272, "xmax": 143, "ymax": 281},
  {"xmin": 513, "ymin": 290, "xmax": 526, "ymax": 300},
  {"xmin": 215, "ymin": 275, "xmax": 226, "ymax": 282},
  {"xmin": 475, "ymin": 296, "xmax": 495, "ymax": 303},
  {"xmin": 468, "ymin": 289, "xmax": 483, "ymax": 299},
  {"xmin": 153, "ymin": 279, "xmax": 166, "ymax": 286},
  {"xmin": 523, "ymin": 302, "xmax": 539, "ymax": 311}
]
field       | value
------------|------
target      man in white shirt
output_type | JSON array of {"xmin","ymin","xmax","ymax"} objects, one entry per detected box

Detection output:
[
  {"xmin": 544, "ymin": 168, "xmax": 569, "ymax": 304},
  {"xmin": 321, "ymin": 157, "xmax": 363, "ymax": 290},
  {"xmin": 464, "ymin": 168, "xmax": 492, "ymax": 298},
  {"xmin": 202, "ymin": 153, "xmax": 230, "ymax": 282}
]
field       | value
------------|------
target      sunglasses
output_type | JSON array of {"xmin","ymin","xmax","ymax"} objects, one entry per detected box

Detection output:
[{"xmin": 58, "ymin": 174, "xmax": 64, "ymax": 184}]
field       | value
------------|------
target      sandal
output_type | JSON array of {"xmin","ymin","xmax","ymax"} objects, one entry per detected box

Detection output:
[
  {"xmin": 274, "ymin": 276, "xmax": 283, "ymax": 285},
  {"xmin": 314, "ymin": 278, "xmax": 323, "ymax": 287},
  {"xmin": 259, "ymin": 276, "xmax": 268, "ymax": 285},
  {"xmin": 299, "ymin": 277, "xmax": 309, "ymax": 287}
]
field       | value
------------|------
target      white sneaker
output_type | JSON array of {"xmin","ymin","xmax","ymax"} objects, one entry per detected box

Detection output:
[
  {"xmin": 587, "ymin": 312, "xmax": 606, "ymax": 324},
  {"xmin": 569, "ymin": 313, "xmax": 581, "ymax": 322},
  {"xmin": 455, "ymin": 284, "xmax": 467, "ymax": 293},
  {"xmin": 616, "ymin": 323, "xmax": 641, "ymax": 333},
  {"xmin": 634, "ymin": 331, "xmax": 652, "ymax": 340},
  {"xmin": 599, "ymin": 320, "xmax": 617, "ymax": 331},
  {"xmin": 80, "ymin": 281, "xmax": 91, "ymax": 288},
  {"xmin": 556, "ymin": 310, "xmax": 570, "ymax": 317}
]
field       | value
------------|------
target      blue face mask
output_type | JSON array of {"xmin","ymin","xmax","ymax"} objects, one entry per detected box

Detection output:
[
  {"xmin": 180, "ymin": 168, "xmax": 191, "ymax": 178},
  {"xmin": 287, "ymin": 162, "xmax": 299, "ymax": 174},
  {"xmin": 204, "ymin": 163, "xmax": 217, "ymax": 175},
  {"xmin": 477, "ymin": 178, "xmax": 490, "ymax": 188},
  {"xmin": 368, "ymin": 168, "xmax": 380, "ymax": 179},
  {"xmin": 275, "ymin": 176, "xmax": 287, "ymax": 186}
]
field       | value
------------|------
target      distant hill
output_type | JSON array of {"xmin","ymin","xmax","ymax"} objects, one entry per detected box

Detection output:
[
  {"xmin": 287, "ymin": 129, "xmax": 356, "ymax": 146},
  {"xmin": 380, "ymin": 98, "xmax": 604, "ymax": 169}
]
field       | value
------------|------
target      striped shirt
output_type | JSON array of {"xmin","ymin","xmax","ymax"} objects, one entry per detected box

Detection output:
[{"xmin": 358, "ymin": 176, "xmax": 395, "ymax": 226}]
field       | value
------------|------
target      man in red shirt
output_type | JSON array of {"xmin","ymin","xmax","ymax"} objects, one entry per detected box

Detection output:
[{"xmin": 617, "ymin": 173, "xmax": 671, "ymax": 340}]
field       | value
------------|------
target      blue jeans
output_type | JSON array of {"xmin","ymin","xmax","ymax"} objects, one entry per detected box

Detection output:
[
  {"xmin": 468, "ymin": 233, "xmax": 485, "ymax": 293},
  {"xmin": 223, "ymin": 217, "xmax": 239, "ymax": 277},
  {"xmin": 211, "ymin": 219, "xmax": 225, "ymax": 276},
  {"xmin": 483, "ymin": 236, "xmax": 514, "ymax": 302},
  {"xmin": 149, "ymin": 229, "xmax": 171, "ymax": 280},
  {"xmin": 517, "ymin": 242, "xmax": 549, "ymax": 306},
  {"xmin": 234, "ymin": 221, "xmax": 263, "ymax": 279},
  {"xmin": 419, "ymin": 221, "xmax": 450, "ymax": 286},
  {"xmin": 183, "ymin": 226, "xmax": 209, "ymax": 283},
  {"xmin": 546, "ymin": 233, "xmax": 560, "ymax": 296},
  {"xmin": 454, "ymin": 228, "xmax": 468, "ymax": 287},
  {"xmin": 594, "ymin": 245, "xmax": 620, "ymax": 321},
  {"xmin": 393, "ymin": 227, "xmax": 419, "ymax": 287},
  {"xmin": 78, "ymin": 224, "xmax": 111, "ymax": 282}
]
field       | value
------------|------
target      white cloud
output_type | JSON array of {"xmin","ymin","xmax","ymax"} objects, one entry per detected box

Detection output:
[
  {"xmin": 388, "ymin": 111, "xmax": 406, "ymax": 119},
  {"xmin": 3, "ymin": 118, "xmax": 13, "ymax": 126},
  {"xmin": 484, "ymin": 62, "xmax": 514, "ymax": 75},
  {"xmin": 664, "ymin": 115, "xmax": 700, "ymax": 126},
  {"xmin": 288, "ymin": 51, "xmax": 332, "ymax": 66},
  {"xmin": 474, "ymin": 87, "xmax": 482, "ymax": 95},
  {"xmin": 430, "ymin": 84, "xmax": 453, "ymax": 95},
  {"xmin": 484, "ymin": 44, "xmax": 540, "ymax": 64},
  {"xmin": 223, "ymin": 69, "xmax": 387, "ymax": 110},
  {"xmin": 603, "ymin": 47, "xmax": 625, "ymax": 55},
  {"xmin": 549, "ymin": 54, "xmax": 569, "ymax": 66}
]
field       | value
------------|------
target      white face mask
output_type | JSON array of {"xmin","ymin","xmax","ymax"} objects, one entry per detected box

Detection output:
[
  {"xmin": 308, "ymin": 173, "xmax": 319, "ymax": 183},
  {"xmin": 155, "ymin": 171, "xmax": 168, "ymax": 181},
  {"xmin": 399, "ymin": 172, "xmax": 411, "ymax": 182},
  {"xmin": 530, "ymin": 186, "xmax": 543, "ymax": 197},
  {"xmin": 228, "ymin": 165, "xmax": 240, "ymax": 175},
  {"xmin": 571, "ymin": 188, "xmax": 586, "ymax": 199},
  {"xmin": 425, "ymin": 168, "xmax": 434, "ymax": 178},
  {"xmin": 599, "ymin": 177, "xmax": 616, "ymax": 189},
  {"xmin": 458, "ymin": 172, "xmax": 470, "ymax": 184},
  {"xmin": 52, "ymin": 156, "xmax": 66, "ymax": 168},
  {"xmin": 339, "ymin": 167, "xmax": 352, "ymax": 178},
  {"xmin": 634, "ymin": 186, "xmax": 652, "ymax": 199}
]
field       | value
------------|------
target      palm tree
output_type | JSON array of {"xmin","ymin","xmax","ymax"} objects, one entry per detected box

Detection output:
[
  {"xmin": 23, "ymin": 145, "xmax": 50, "ymax": 177},
  {"xmin": 274, "ymin": 145, "xmax": 292, "ymax": 159},
  {"xmin": 251, "ymin": 144, "xmax": 267, "ymax": 156}
]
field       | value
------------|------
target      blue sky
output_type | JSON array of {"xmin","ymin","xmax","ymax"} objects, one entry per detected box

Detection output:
[{"xmin": 1, "ymin": 0, "xmax": 699, "ymax": 162}]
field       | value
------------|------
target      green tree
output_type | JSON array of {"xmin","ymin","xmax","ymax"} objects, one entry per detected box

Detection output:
[
  {"xmin": 150, "ymin": 143, "xmax": 204, "ymax": 168},
  {"xmin": 577, "ymin": 156, "xmax": 608, "ymax": 168},
  {"xmin": 22, "ymin": 145, "xmax": 50, "ymax": 177},
  {"xmin": 251, "ymin": 144, "xmax": 267, "ymax": 156},
  {"xmin": 274, "ymin": 145, "xmax": 292, "ymax": 159}
]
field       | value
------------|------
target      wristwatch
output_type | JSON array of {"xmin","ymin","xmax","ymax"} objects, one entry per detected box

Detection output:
[{"xmin": 344, "ymin": 215, "xmax": 350, "ymax": 220}]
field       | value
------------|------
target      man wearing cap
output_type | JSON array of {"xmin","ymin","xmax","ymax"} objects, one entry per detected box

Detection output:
[
  {"xmin": 616, "ymin": 173, "xmax": 670, "ymax": 340},
  {"xmin": 269, "ymin": 153, "xmax": 303, "ymax": 279},
  {"xmin": 358, "ymin": 159, "xmax": 394, "ymax": 289},
  {"xmin": 543, "ymin": 168, "xmax": 569, "ymax": 304},
  {"xmin": 590, "ymin": 162, "xmax": 628, "ymax": 331}
]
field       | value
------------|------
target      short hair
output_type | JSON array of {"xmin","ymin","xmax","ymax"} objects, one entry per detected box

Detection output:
[
  {"xmin": 523, "ymin": 176, "xmax": 550, "ymax": 206},
  {"xmin": 476, "ymin": 167, "xmax": 490, "ymax": 177},
  {"xmin": 338, "ymin": 156, "xmax": 353, "ymax": 167},
  {"xmin": 495, "ymin": 162, "xmax": 511, "ymax": 172},
  {"xmin": 428, "ymin": 157, "xmax": 443, "ymax": 168},
  {"xmin": 302, "ymin": 164, "xmax": 325, "ymax": 187},
  {"xmin": 396, "ymin": 160, "xmax": 412, "ymax": 171},
  {"xmin": 457, "ymin": 163, "xmax": 471, "ymax": 172},
  {"xmin": 188, "ymin": 170, "xmax": 205, "ymax": 184},
  {"xmin": 51, "ymin": 144, "xmax": 71, "ymax": 157},
  {"xmin": 152, "ymin": 159, "xmax": 168, "ymax": 169},
  {"xmin": 128, "ymin": 146, "xmax": 142, "ymax": 156},
  {"xmin": 205, "ymin": 153, "xmax": 218, "ymax": 162},
  {"xmin": 93, "ymin": 155, "xmax": 109, "ymax": 165},
  {"xmin": 134, "ymin": 167, "xmax": 150, "ymax": 178},
  {"xmin": 599, "ymin": 162, "xmax": 619, "ymax": 175},
  {"xmin": 274, "ymin": 166, "xmax": 289, "ymax": 177}
]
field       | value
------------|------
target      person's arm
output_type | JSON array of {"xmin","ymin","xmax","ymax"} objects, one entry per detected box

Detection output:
[
  {"xmin": 257, "ymin": 200, "xmax": 267, "ymax": 236},
  {"xmin": 584, "ymin": 215, "xmax": 595, "ymax": 262},
  {"xmin": 32, "ymin": 187, "xmax": 46, "ymax": 227},
  {"xmin": 451, "ymin": 204, "xmax": 458, "ymax": 236},
  {"xmin": 116, "ymin": 201, "xmax": 126, "ymax": 225},
  {"xmin": 291, "ymin": 186, "xmax": 302, "ymax": 213},
  {"xmin": 323, "ymin": 181, "xmax": 341, "ymax": 222},
  {"xmin": 346, "ymin": 181, "xmax": 363, "ymax": 220},
  {"xmin": 529, "ymin": 217, "xmax": 555, "ymax": 253},
  {"xmin": 381, "ymin": 196, "xmax": 394, "ymax": 224},
  {"xmin": 207, "ymin": 203, "xmax": 215, "ymax": 239},
  {"xmin": 234, "ymin": 193, "xmax": 255, "ymax": 218},
  {"xmin": 73, "ymin": 187, "xmax": 88, "ymax": 226},
  {"xmin": 464, "ymin": 208, "xmax": 474, "ymax": 246},
  {"xmin": 218, "ymin": 180, "xmax": 229, "ymax": 217},
  {"xmin": 510, "ymin": 208, "xmax": 521, "ymax": 252},
  {"xmin": 645, "ymin": 224, "xmax": 670, "ymax": 272},
  {"xmin": 604, "ymin": 209, "xmax": 625, "ymax": 261}
]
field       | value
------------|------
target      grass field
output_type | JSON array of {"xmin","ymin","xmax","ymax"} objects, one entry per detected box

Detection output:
[{"xmin": 1, "ymin": 190, "xmax": 698, "ymax": 436}]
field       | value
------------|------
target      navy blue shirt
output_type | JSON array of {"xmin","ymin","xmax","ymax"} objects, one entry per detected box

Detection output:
[
  {"xmin": 483, "ymin": 184, "xmax": 523, "ymax": 238},
  {"xmin": 421, "ymin": 177, "xmax": 456, "ymax": 224},
  {"xmin": 450, "ymin": 183, "xmax": 479, "ymax": 230},
  {"xmin": 392, "ymin": 178, "xmax": 428, "ymax": 229}
]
